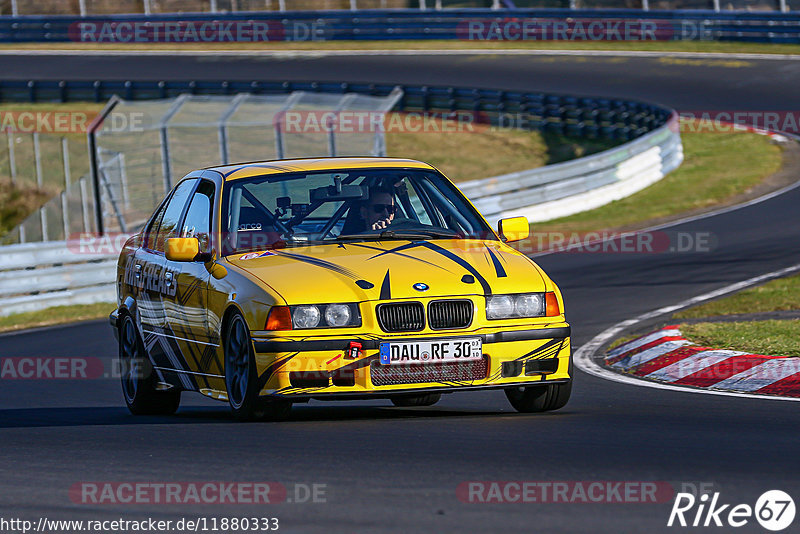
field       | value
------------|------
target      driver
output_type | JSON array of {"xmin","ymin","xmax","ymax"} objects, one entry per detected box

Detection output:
[{"xmin": 360, "ymin": 186, "xmax": 397, "ymax": 231}]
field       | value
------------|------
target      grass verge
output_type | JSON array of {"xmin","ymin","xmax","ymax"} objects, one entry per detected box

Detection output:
[
  {"xmin": 680, "ymin": 320, "xmax": 800, "ymax": 358},
  {"xmin": 385, "ymin": 119, "xmax": 616, "ymax": 182},
  {"xmin": 533, "ymin": 129, "xmax": 783, "ymax": 235},
  {"xmin": 0, "ymin": 179, "xmax": 52, "ymax": 236},
  {"xmin": 0, "ymin": 302, "xmax": 116, "ymax": 334},
  {"xmin": 2, "ymin": 40, "xmax": 800, "ymax": 55},
  {"xmin": 674, "ymin": 273, "xmax": 800, "ymax": 319}
]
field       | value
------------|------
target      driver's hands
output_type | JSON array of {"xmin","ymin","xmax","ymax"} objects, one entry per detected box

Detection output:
[{"xmin": 371, "ymin": 218, "xmax": 392, "ymax": 230}]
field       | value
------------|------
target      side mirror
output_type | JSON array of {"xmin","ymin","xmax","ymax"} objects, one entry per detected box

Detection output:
[
  {"xmin": 166, "ymin": 237, "xmax": 200, "ymax": 262},
  {"xmin": 497, "ymin": 216, "xmax": 529, "ymax": 243}
]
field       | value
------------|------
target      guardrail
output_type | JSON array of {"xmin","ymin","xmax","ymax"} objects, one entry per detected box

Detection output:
[
  {"xmin": 2, "ymin": 8, "xmax": 800, "ymax": 43},
  {"xmin": 0, "ymin": 241, "xmax": 116, "ymax": 317},
  {"xmin": 462, "ymin": 115, "xmax": 683, "ymax": 224},
  {"xmin": 0, "ymin": 79, "xmax": 681, "ymax": 316}
]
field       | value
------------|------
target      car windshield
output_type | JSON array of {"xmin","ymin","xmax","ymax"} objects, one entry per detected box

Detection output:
[{"xmin": 220, "ymin": 167, "xmax": 495, "ymax": 254}]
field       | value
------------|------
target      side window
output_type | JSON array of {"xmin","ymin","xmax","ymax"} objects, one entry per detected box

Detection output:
[
  {"xmin": 144, "ymin": 200, "xmax": 168, "ymax": 251},
  {"xmin": 155, "ymin": 179, "xmax": 197, "ymax": 253},
  {"xmin": 181, "ymin": 180, "xmax": 215, "ymax": 253}
]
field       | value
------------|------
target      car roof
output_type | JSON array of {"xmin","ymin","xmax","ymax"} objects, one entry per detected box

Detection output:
[{"xmin": 204, "ymin": 157, "xmax": 435, "ymax": 181}]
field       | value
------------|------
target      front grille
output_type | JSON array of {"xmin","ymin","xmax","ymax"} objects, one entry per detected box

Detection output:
[
  {"xmin": 377, "ymin": 302, "xmax": 425, "ymax": 332},
  {"xmin": 428, "ymin": 300, "xmax": 473, "ymax": 330},
  {"xmin": 370, "ymin": 357, "xmax": 488, "ymax": 386}
]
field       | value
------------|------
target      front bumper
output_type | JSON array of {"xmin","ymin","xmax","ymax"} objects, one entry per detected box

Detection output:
[{"xmin": 251, "ymin": 324, "xmax": 572, "ymax": 399}]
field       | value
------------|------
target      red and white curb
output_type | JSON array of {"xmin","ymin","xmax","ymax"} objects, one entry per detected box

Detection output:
[{"xmin": 605, "ymin": 325, "xmax": 800, "ymax": 397}]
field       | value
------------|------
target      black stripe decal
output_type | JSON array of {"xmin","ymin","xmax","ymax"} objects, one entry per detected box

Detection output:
[
  {"xmin": 379, "ymin": 269, "xmax": 392, "ymax": 300},
  {"xmin": 486, "ymin": 247, "xmax": 507, "ymax": 278},
  {"xmin": 418, "ymin": 241, "xmax": 493, "ymax": 296},
  {"xmin": 257, "ymin": 353, "xmax": 298, "ymax": 391},
  {"xmin": 276, "ymin": 251, "xmax": 360, "ymax": 279},
  {"xmin": 351, "ymin": 243, "xmax": 453, "ymax": 272}
]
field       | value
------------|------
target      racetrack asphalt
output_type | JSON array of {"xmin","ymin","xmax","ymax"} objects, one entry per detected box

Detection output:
[{"xmin": 1, "ymin": 51, "xmax": 799, "ymax": 533}]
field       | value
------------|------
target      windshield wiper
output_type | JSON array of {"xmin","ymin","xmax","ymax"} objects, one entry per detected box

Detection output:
[
  {"xmin": 378, "ymin": 229, "xmax": 461, "ymax": 240},
  {"xmin": 334, "ymin": 229, "xmax": 461, "ymax": 242}
]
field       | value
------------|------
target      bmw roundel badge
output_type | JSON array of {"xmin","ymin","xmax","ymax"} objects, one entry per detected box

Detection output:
[{"xmin": 413, "ymin": 282, "xmax": 429, "ymax": 292}]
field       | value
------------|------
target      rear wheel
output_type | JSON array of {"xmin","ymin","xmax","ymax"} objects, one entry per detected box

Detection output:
[
  {"xmin": 119, "ymin": 314, "xmax": 181, "ymax": 415},
  {"xmin": 390, "ymin": 393, "xmax": 442, "ymax": 407},
  {"xmin": 504, "ymin": 381, "xmax": 571, "ymax": 413},
  {"xmin": 224, "ymin": 312, "xmax": 292, "ymax": 421}
]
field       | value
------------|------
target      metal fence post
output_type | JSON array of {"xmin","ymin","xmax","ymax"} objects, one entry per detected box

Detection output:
[
  {"xmin": 79, "ymin": 177, "xmax": 91, "ymax": 232},
  {"xmin": 143, "ymin": 0, "xmax": 152, "ymax": 15},
  {"xmin": 33, "ymin": 132, "xmax": 43, "ymax": 188},
  {"xmin": 119, "ymin": 153, "xmax": 130, "ymax": 209},
  {"xmin": 278, "ymin": 0, "xmax": 286, "ymax": 11},
  {"xmin": 218, "ymin": 93, "xmax": 248, "ymax": 165},
  {"xmin": 642, "ymin": 0, "xmax": 650, "ymax": 10},
  {"xmin": 210, "ymin": 0, "xmax": 219, "ymax": 12},
  {"xmin": 158, "ymin": 94, "xmax": 188, "ymax": 194},
  {"xmin": 40, "ymin": 207, "xmax": 48, "ymax": 242},
  {"xmin": 11, "ymin": 0, "xmax": 18, "ymax": 16},
  {"xmin": 79, "ymin": 0, "xmax": 87, "ymax": 16},
  {"xmin": 61, "ymin": 191, "xmax": 70, "ymax": 241},
  {"xmin": 33, "ymin": 132, "xmax": 48, "ymax": 239},
  {"xmin": 7, "ymin": 132, "xmax": 16, "ymax": 183},
  {"xmin": 713, "ymin": 0, "xmax": 721, "ymax": 10},
  {"xmin": 61, "ymin": 137, "xmax": 71, "ymax": 191},
  {"xmin": 350, "ymin": 0, "xmax": 358, "ymax": 9},
  {"xmin": 274, "ymin": 92, "xmax": 303, "ymax": 160},
  {"xmin": 779, "ymin": 0, "xmax": 788, "ymax": 11}
]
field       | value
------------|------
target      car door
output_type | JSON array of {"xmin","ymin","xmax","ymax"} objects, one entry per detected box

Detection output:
[
  {"xmin": 163, "ymin": 178, "xmax": 222, "ymax": 388},
  {"xmin": 138, "ymin": 178, "xmax": 198, "ymax": 390}
]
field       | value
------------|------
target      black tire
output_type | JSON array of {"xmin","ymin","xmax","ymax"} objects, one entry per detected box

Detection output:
[
  {"xmin": 390, "ymin": 393, "xmax": 442, "ymax": 407},
  {"xmin": 119, "ymin": 314, "xmax": 181, "ymax": 415},
  {"xmin": 504, "ymin": 381, "xmax": 572, "ymax": 413},
  {"xmin": 224, "ymin": 312, "xmax": 292, "ymax": 422}
]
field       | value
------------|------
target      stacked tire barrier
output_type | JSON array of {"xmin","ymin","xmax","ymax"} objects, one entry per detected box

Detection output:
[{"xmin": 0, "ymin": 80, "xmax": 681, "ymax": 316}]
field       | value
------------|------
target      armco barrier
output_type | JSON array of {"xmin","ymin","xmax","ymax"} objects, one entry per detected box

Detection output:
[
  {"xmin": 0, "ymin": 79, "xmax": 681, "ymax": 315},
  {"xmin": 462, "ymin": 115, "xmax": 683, "ymax": 223},
  {"xmin": 0, "ymin": 241, "xmax": 116, "ymax": 317},
  {"xmin": 3, "ymin": 9, "xmax": 800, "ymax": 43}
]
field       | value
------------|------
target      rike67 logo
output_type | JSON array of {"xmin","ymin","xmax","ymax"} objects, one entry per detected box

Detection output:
[{"xmin": 668, "ymin": 490, "xmax": 795, "ymax": 531}]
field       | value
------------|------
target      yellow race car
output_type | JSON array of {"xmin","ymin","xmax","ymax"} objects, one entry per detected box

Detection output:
[{"xmin": 110, "ymin": 157, "xmax": 571, "ymax": 420}]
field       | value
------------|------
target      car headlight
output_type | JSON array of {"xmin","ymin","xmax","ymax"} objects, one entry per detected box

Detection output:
[
  {"xmin": 487, "ymin": 292, "xmax": 558, "ymax": 319},
  {"xmin": 288, "ymin": 303, "xmax": 361, "ymax": 329},
  {"xmin": 486, "ymin": 295, "xmax": 515, "ymax": 319},
  {"xmin": 292, "ymin": 305, "xmax": 321, "ymax": 329}
]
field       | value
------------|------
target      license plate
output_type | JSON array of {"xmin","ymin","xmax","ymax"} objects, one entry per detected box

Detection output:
[{"xmin": 379, "ymin": 338, "xmax": 482, "ymax": 365}]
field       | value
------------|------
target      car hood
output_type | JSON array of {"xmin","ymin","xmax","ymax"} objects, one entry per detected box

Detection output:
[{"xmin": 225, "ymin": 239, "xmax": 549, "ymax": 304}]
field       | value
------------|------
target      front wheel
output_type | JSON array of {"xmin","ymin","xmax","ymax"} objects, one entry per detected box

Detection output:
[
  {"xmin": 504, "ymin": 381, "xmax": 571, "ymax": 413},
  {"xmin": 224, "ymin": 313, "xmax": 292, "ymax": 421},
  {"xmin": 119, "ymin": 314, "xmax": 181, "ymax": 415}
]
